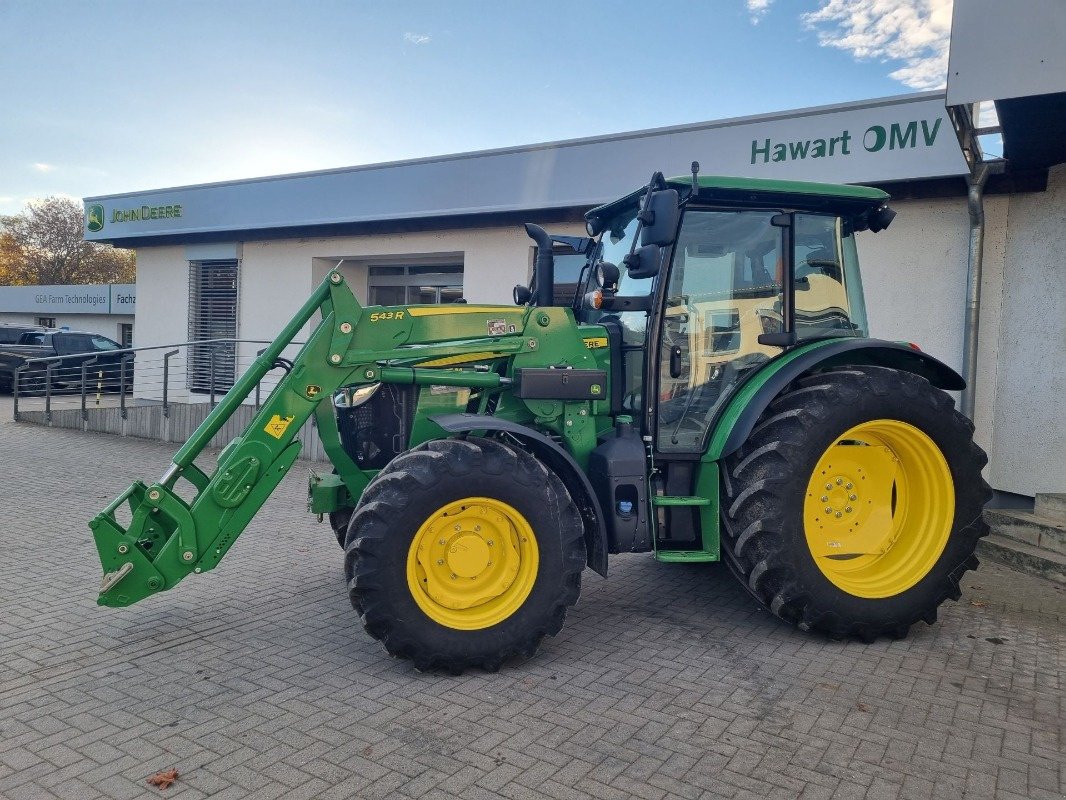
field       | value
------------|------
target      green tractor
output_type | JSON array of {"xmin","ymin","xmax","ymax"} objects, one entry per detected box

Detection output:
[{"xmin": 91, "ymin": 170, "xmax": 990, "ymax": 671}]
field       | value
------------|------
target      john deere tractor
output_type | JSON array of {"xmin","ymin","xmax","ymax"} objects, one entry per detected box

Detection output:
[{"xmin": 91, "ymin": 170, "xmax": 990, "ymax": 671}]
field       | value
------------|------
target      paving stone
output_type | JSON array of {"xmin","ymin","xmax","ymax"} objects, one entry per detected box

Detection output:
[{"xmin": 0, "ymin": 404, "xmax": 1062, "ymax": 799}]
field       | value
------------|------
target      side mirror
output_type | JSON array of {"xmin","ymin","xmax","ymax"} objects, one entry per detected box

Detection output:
[
  {"xmin": 624, "ymin": 244, "xmax": 662, "ymax": 279},
  {"xmin": 868, "ymin": 206, "xmax": 896, "ymax": 233},
  {"xmin": 639, "ymin": 189, "xmax": 680, "ymax": 246}
]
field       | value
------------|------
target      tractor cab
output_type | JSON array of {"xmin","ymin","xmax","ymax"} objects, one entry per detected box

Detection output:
[{"xmin": 573, "ymin": 173, "xmax": 893, "ymax": 453}]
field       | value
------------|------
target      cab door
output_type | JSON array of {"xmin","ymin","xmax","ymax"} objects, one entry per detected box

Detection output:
[{"xmin": 652, "ymin": 209, "xmax": 787, "ymax": 549}]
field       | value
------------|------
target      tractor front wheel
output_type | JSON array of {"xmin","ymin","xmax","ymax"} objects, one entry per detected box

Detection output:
[
  {"xmin": 721, "ymin": 365, "xmax": 990, "ymax": 641},
  {"xmin": 345, "ymin": 436, "xmax": 585, "ymax": 672}
]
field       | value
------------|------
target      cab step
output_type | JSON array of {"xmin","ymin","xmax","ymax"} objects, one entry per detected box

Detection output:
[{"xmin": 652, "ymin": 495, "xmax": 711, "ymax": 507}]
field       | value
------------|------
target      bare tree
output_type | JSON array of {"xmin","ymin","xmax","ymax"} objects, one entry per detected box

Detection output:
[{"xmin": 0, "ymin": 197, "xmax": 135, "ymax": 285}]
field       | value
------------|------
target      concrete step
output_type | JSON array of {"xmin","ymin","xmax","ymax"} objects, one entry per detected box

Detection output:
[
  {"xmin": 984, "ymin": 508, "xmax": 1066, "ymax": 555},
  {"xmin": 976, "ymin": 534, "xmax": 1066, "ymax": 585},
  {"xmin": 1034, "ymin": 493, "xmax": 1066, "ymax": 523}
]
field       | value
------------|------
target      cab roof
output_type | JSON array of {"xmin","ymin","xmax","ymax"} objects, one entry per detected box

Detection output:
[{"xmin": 585, "ymin": 175, "xmax": 890, "ymax": 221}]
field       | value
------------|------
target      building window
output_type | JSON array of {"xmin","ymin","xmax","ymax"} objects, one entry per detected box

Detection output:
[
  {"xmin": 188, "ymin": 259, "xmax": 239, "ymax": 394},
  {"xmin": 37, "ymin": 317, "xmax": 56, "ymax": 328},
  {"xmin": 367, "ymin": 264, "xmax": 463, "ymax": 306},
  {"xmin": 118, "ymin": 323, "xmax": 133, "ymax": 348}
]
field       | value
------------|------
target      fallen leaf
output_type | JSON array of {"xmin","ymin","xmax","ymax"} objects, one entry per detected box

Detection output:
[
  {"xmin": 970, "ymin": 600, "xmax": 986, "ymax": 607},
  {"xmin": 856, "ymin": 702, "xmax": 871, "ymax": 713},
  {"xmin": 147, "ymin": 768, "xmax": 179, "ymax": 790},
  {"xmin": 969, "ymin": 585, "xmax": 983, "ymax": 590}
]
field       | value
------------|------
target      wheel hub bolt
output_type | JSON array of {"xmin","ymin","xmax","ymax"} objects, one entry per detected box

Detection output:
[
  {"xmin": 846, "ymin": 483, "xmax": 853, "ymax": 490},
  {"xmin": 487, "ymin": 540, "xmax": 494, "ymax": 546},
  {"xmin": 836, "ymin": 478, "xmax": 844, "ymax": 485},
  {"xmin": 450, "ymin": 574, "xmax": 457, "ymax": 580},
  {"xmin": 825, "ymin": 483, "xmax": 832, "ymax": 491},
  {"xmin": 436, "ymin": 559, "xmax": 444, "ymax": 565},
  {"xmin": 454, "ymin": 524, "xmax": 461, "ymax": 531},
  {"xmin": 835, "ymin": 512, "xmax": 843, "ymax": 518},
  {"xmin": 849, "ymin": 494, "xmax": 857, "ymax": 501},
  {"xmin": 845, "ymin": 507, "xmax": 853, "ymax": 513},
  {"xmin": 825, "ymin": 507, "xmax": 833, "ymax": 514},
  {"xmin": 820, "ymin": 495, "xmax": 829, "ymax": 503}
]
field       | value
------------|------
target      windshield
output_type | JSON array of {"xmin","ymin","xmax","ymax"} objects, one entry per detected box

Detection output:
[{"xmin": 585, "ymin": 204, "xmax": 653, "ymax": 344}]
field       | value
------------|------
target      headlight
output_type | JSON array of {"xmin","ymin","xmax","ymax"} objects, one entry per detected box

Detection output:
[{"xmin": 333, "ymin": 383, "xmax": 381, "ymax": 408}]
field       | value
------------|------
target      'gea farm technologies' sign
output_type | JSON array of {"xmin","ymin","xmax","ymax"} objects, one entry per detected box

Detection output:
[{"xmin": 0, "ymin": 285, "xmax": 136, "ymax": 315}]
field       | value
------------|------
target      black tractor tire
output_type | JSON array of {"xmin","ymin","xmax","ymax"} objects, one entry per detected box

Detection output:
[
  {"xmin": 721, "ymin": 365, "xmax": 991, "ymax": 642},
  {"xmin": 329, "ymin": 508, "xmax": 353, "ymax": 548},
  {"xmin": 345, "ymin": 436, "xmax": 585, "ymax": 672}
]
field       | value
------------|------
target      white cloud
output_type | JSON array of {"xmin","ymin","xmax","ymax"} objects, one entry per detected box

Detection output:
[
  {"xmin": 978, "ymin": 100, "xmax": 999, "ymax": 128},
  {"xmin": 32, "ymin": 162, "xmax": 55, "ymax": 173},
  {"xmin": 746, "ymin": 0, "xmax": 773, "ymax": 24},
  {"xmin": 403, "ymin": 32, "xmax": 431, "ymax": 45},
  {"xmin": 801, "ymin": 0, "xmax": 953, "ymax": 90}
]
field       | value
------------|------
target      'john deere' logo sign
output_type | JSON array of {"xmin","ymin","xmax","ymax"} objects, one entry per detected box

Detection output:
[{"xmin": 86, "ymin": 204, "xmax": 105, "ymax": 232}]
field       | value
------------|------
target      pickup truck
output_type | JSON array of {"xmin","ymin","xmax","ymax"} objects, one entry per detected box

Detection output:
[{"xmin": 0, "ymin": 330, "xmax": 130, "ymax": 394}]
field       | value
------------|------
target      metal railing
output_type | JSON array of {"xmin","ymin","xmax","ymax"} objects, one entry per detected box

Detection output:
[{"xmin": 11, "ymin": 338, "xmax": 305, "ymax": 423}]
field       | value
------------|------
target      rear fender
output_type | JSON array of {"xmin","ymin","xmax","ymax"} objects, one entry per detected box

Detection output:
[
  {"xmin": 430, "ymin": 413, "xmax": 609, "ymax": 577},
  {"xmin": 708, "ymin": 338, "xmax": 965, "ymax": 461}
]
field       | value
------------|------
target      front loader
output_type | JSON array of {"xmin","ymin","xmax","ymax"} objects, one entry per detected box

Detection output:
[{"xmin": 92, "ymin": 170, "xmax": 990, "ymax": 671}]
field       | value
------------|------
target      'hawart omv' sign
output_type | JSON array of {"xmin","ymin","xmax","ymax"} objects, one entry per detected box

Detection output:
[
  {"xmin": 83, "ymin": 93, "xmax": 966, "ymax": 243},
  {"xmin": 750, "ymin": 118, "xmax": 943, "ymax": 165}
]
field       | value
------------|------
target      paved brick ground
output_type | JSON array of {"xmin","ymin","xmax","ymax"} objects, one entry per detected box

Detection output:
[{"xmin": 0, "ymin": 407, "xmax": 1063, "ymax": 800}]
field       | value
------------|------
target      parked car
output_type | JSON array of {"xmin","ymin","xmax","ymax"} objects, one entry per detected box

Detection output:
[
  {"xmin": 0, "ymin": 323, "xmax": 45, "ymax": 344},
  {"xmin": 0, "ymin": 329, "xmax": 131, "ymax": 395}
]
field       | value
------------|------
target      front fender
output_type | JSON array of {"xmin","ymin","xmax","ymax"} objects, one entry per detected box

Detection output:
[
  {"xmin": 708, "ymin": 338, "xmax": 964, "ymax": 461},
  {"xmin": 429, "ymin": 413, "xmax": 609, "ymax": 577}
]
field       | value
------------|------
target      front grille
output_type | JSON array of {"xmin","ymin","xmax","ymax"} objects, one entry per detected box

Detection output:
[{"xmin": 336, "ymin": 384, "xmax": 417, "ymax": 469}]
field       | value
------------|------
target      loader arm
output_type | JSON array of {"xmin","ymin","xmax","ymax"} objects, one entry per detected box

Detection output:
[{"xmin": 91, "ymin": 272, "xmax": 529, "ymax": 607}]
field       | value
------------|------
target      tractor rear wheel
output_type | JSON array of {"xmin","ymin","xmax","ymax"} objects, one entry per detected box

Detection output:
[
  {"xmin": 345, "ymin": 436, "xmax": 585, "ymax": 672},
  {"xmin": 721, "ymin": 365, "xmax": 990, "ymax": 641}
]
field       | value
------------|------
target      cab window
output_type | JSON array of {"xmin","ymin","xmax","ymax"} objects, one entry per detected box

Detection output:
[
  {"xmin": 793, "ymin": 214, "xmax": 867, "ymax": 339},
  {"xmin": 657, "ymin": 210, "xmax": 785, "ymax": 454}
]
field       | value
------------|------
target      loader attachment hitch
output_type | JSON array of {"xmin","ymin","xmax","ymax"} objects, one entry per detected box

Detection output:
[{"xmin": 91, "ymin": 272, "xmax": 355, "ymax": 607}]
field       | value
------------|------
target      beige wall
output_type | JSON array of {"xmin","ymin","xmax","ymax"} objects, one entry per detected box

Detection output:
[{"xmin": 987, "ymin": 164, "xmax": 1066, "ymax": 495}]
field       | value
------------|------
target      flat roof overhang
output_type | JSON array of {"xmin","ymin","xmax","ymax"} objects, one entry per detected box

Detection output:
[{"xmin": 86, "ymin": 93, "xmax": 985, "ymax": 248}]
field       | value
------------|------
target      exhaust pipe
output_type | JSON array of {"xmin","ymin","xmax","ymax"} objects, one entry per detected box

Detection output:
[{"xmin": 524, "ymin": 223, "xmax": 554, "ymax": 307}]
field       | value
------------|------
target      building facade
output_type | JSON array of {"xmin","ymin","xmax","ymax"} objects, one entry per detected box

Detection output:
[{"xmin": 81, "ymin": 92, "xmax": 1065, "ymax": 501}]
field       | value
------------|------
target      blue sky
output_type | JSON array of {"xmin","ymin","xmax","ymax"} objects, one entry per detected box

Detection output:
[{"xmin": 0, "ymin": 1, "xmax": 953, "ymax": 214}]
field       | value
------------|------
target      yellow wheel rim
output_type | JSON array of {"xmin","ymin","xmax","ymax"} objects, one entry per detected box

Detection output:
[
  {"xmin": 406, "ymin": 497, "xmax": 539, "ymax": 630},
  {"xmin": 803, "ymin": 419, "xmax": 954, "ymax": 599}
]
